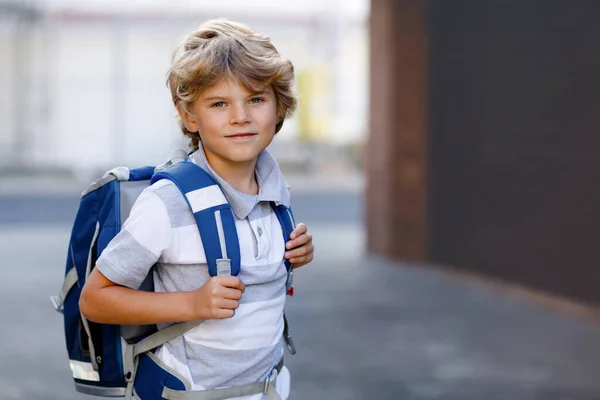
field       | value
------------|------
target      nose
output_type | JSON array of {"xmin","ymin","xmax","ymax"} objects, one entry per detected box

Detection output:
[{"xmin": 229, "ymin": 102, "xmax": 251, "ymax": 125}]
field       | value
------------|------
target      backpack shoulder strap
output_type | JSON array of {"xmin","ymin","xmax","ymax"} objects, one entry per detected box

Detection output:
[
  {"xmin": 271, "ymin": 202, "xmax": 296, "ymax": 272},
  {"xmin": 151, "ymin": 161, "xmax": 241, "ymax": 277},
  {"xmin": 271, "ymin": 202, "xmax": 298, "ymax": 354}
]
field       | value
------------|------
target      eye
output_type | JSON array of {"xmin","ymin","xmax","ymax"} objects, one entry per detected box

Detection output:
[
  {"xmin": 211, "ymin": 101, "xmax": 226, "ymax": 108},
  {"xmin": 249, "ymin": 97, "xmax": 264, "ymax": 104}
]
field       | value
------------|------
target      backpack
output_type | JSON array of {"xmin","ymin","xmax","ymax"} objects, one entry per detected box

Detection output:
[{"xmin": 51, "ymin": 150, "xmax": 296, "ymax": 399}]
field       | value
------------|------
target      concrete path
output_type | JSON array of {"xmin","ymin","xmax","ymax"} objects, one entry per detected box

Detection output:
[{"xmin": 1, "ymin": 222, "xmax": 600, "ymax": 399}]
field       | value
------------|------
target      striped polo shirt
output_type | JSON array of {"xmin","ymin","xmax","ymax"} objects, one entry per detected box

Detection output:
[{"xmin": 96, "ymin": 146, "xmax": 292, "ymax": 399}]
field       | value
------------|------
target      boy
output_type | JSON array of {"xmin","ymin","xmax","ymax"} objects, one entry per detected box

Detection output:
[{"xmin": 80, "ymin": 19, "xmax": 314, "ymax": 400}]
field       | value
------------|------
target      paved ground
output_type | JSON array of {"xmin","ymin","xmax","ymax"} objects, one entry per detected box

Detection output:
[{"xmin": 2, "ymin": 178, "xmax": 600, "ymax": 399}]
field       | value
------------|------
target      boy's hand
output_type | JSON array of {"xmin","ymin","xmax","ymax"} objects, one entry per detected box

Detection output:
[
  {"xmin": 285, "ymin": 222, "xmax": 314, "ymax": 269},
  {"xmin": 189, "ymin": 276, "xmax": 245, "ymax": 320}
]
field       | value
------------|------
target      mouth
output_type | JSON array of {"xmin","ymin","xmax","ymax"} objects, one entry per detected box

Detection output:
[{"xmin": 226, "ymin": 132, "xmax": 258, "ymax": 140}]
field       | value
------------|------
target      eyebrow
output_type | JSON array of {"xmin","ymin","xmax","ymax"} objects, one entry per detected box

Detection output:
[
  {"xmin": 202, "ymin": 90, "xmax": 269, "ymax": 103},
  {"xmin": 203, "ymin": 96, "xmax": 228, "ymax": 102},
  {"xmin": 248, "ymin": 89, "xmax": 268, "ymax": 96}
]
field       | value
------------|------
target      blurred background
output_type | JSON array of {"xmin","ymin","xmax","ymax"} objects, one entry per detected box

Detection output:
[
  {"xmin": 2, "ymin": 0, "xmax": 600, "ymax": 399},
  {"xmin": 0, "ymin": 0, "xmax": 367, "ymax": 176}
]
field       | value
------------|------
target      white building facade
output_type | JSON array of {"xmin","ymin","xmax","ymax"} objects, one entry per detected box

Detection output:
[{"xmin": 0, "ymin": 1, "xmax": 368, "ymax": 174}]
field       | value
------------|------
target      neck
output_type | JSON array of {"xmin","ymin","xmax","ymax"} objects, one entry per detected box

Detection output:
[{"xmin": 203, "ymin": 148, "xmax": 259, "ymax": 195}]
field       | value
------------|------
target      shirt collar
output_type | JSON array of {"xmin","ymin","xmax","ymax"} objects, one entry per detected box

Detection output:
[{"xmin": 189, "ymin": 145, "xmax": 290, "ymax": 220}]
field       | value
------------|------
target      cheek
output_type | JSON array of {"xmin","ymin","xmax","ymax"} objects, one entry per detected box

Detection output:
[
  {"xmin": 260, "ymin": 105, "xmax": 278, "ymax": 131},
  {"xmin": 197, "ymin": 112, "xmax": 225, "ymax": 136}
]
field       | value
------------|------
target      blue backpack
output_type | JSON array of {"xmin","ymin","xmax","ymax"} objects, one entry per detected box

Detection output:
[{"xmin": 51, "ymin": 151, "xmax": 296, "ymax": 399}]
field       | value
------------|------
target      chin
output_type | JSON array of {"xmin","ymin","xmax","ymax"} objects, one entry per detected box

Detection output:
[{"xmin": 226, "ymin": 149, "xmax": 264, "ymax": 164}]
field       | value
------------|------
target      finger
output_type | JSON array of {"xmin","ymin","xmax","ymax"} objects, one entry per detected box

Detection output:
[
  {"xmin": 222, "ymin": 287, "xmax": 243, "ymax": 300},
  {"xmin": 290, "ymin": 253, "xmax": 313, "ymax": 265},
  {"xmin": 290, "ymin": 257, "xmax": 306, "ymax": 265},
  {"xmin": 217, "ymin": 298, "xmax": 240, "ymax": 310},
  {"xmin": 289, "ymin": 223, "xmax": 307, "ymax": 240},
  {"xmin": 285, "ymin": 247, "xmax": 307, "ymax": 259},
  {"xmin": 285, "ymin": 243, "xmax": 314, "ymax": 259},
  {"xmin": 213, "ymin": 309, "xmax": 235, "ymax": 319},
  {"xmin": 286, "ymin": 234, "xmax": 309, "ymax": 250}
]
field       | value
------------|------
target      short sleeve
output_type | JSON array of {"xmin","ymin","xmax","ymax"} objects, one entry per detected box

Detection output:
[{"xmin": 96, "ymin": 188, "xmax": 171, "ymax": 289}]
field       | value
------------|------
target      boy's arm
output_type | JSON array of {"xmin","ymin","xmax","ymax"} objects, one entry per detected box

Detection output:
[
  {"xmin": 80, "ymin": 268, "xmax": 245, "ymax": 325},
  {"xmin": 79, "ymin": 185, "xmax": 244, "ymax": 325}
]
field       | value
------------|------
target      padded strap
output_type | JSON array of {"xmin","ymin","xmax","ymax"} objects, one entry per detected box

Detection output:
[
  {"xmin": 271, "ymin": 203, "xmax": 296, "ymax": 294},
  {"xmin": 283, "ymin": 314, "xmax": 296, "ymax": 355},
  {"xmin": 271, "ymin": 202, "xmax": 295, "ymax": 272},
  {"xmin": 152, "ymin": 161, "xmax": 241, "ymax": 277}
]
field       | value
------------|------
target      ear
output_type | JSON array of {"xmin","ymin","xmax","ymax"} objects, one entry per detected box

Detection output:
[
  {"xmin": 274, "ymin": 119, "xmax": 284, "ymax": 134},
  {"xmin": 176, "ymin": 102, "xmax": 199, "ymax": 133}
]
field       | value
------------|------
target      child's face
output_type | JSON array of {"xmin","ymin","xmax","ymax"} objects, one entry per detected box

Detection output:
[{"xmin": 180, "ymin": 77, "xmax": 278, "ymax": 168}]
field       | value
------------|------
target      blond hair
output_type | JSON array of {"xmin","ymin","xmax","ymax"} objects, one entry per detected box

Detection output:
[{"xmin": 167, "ymin": 19, "xmax": 297, "ymax": 151}]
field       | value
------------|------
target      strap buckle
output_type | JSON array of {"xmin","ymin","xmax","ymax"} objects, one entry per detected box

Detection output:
[
  {"xmin": 285, "ymin": 269, "xmax": 294, "ymax": 292},
  {"xmin": 263, "ymin": 367, "xmax": 278, "ymax": 394},
  {"xmin": 216, "ymin": 259, "xmax": 232, "ymax": 276},
  {"xmin": 50, "ymin": 295, "xmax": 64, "ymax": 313}
]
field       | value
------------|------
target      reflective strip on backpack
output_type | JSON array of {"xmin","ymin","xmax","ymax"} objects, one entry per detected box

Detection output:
[
  {"xmin": 186, "ymin": 185, "xmax": 228, "ymax": 213},
  {"xmin": 214, "ymin": 210, "xmax": 232, "ymax": 276},
  {"xmin": 214, "ymin": 210, "xmax": 228, "ymax": 259}
]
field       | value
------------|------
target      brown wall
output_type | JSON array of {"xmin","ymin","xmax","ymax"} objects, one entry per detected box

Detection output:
[
  {"xmin": 368, "ymin": 0, "xmax": 600, "ymax": 304},
  {"xmin": 367, "ymin": 0, "xmax": 428, "ymax": 260}
]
